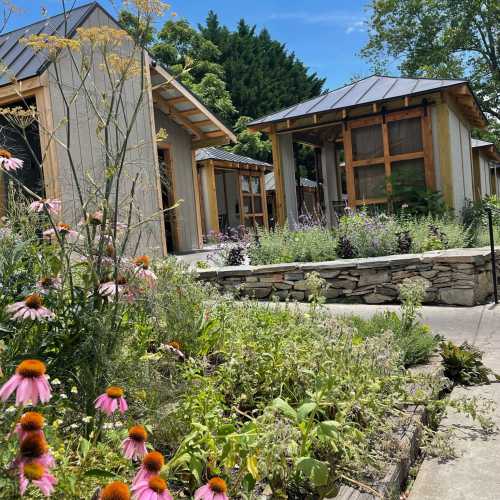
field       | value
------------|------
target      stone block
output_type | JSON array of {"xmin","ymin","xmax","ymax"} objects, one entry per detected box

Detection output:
[
  {"xmin": 364, "ymin": 293, "xmax": 394, "ymax": 304},
  {"xmin": 259, "ymin": 273, "xmax": 284, "ymax": 283},
  {"xmin": 376, "ymin": 286, "xmax": 399, "ymax": 297},
  {"xmin": 248, "ymin": 288, "xmax": 272, "ymax": 299},
  {"xmin": 420, "ymin": 270, "xmax": 438, "ymax": 279},
  {"xmin": 289, "ymin": 291, "xmax": 305, "ymax": 301},
  {"xmin": 284, "ymin": 272, "xmax": 304, "ymax": 281},
  {"xmin": 323, "ymin": 288, "xmax": 343, "ymax": 299},
  {"xmin": 271, "ymin": 290, "xmax": 289, "ymax": 301},
  {"xmin": 274, "ymin": 282, "xmax": 293, "ymax": 290},
  {"xmin": 358, "ymin": 270, "xmax": 390, "ymax": 287},
  {"xmin": 245, "ymin": 276, "xmax": 258, "ymax": 282},
  {"xmin": 439, "ymin": 287, "xmax": 475, "ymax": 306},
  {"xmin": 243, "ymin": 282, "xmax": 273, "ymax": 289},
  {"xmin": 293, "ymin": 280, "xmax": 310, "ymax": 291},
  {"xmin": 328, "ymin": 279, "xmax": 357, "ymax": 289},
  {"xmin": 318, "ymin": 270, "xmax": 341, "ymax": 279}
]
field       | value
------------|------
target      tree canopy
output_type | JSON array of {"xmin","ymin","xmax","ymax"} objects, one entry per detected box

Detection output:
[{"xmin": 361, "ymin": 0, "xmax": 500, "ymax": 143}]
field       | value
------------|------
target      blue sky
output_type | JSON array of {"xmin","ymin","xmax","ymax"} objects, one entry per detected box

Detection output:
[{"xmin": 9, "ymin": 0, "xmax": 377, "ymax": 90}]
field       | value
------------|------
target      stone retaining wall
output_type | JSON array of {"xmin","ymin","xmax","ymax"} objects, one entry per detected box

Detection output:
[{"xmin": 197, "ymin": 248, "xmax": 500, "ymax": 306}]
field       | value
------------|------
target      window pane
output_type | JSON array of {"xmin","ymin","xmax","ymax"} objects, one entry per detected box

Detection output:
[
  {"xmin": 244, "ymin": 216, "xmax": 254, "ymax": 229},
  {"xmin": 351, "ymin": 124, "xmax": 383, "ymax": 160},
  {"xmin": 250, "ymin": 176, "xmax": 260, "ymax": 194},
  {"xmin": 243, "ymin": 195, "xmax": 252, "ymax": 214},
  {"xmin": 388, "ymin": 117, "xmax": 423, "ymax": 155},
  {"xmin": 391, "ymin": 159, "xmax": 426, "ymax": 191},
  {"xmin": 254, "ymin": 216, "xmax": 264, "ymax": 227},
  {"xmin": 241, "ymin": 176, "xmax": 250, "ymax": 193},
  {"xmin": 354, "ymin": 164, "xmax": 386, "ymax": 200},
  {"xmin": 253, "ymin": 196, "xmax": 262, "ymax": 213}
]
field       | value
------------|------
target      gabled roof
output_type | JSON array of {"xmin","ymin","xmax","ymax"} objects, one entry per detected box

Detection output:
[
  {"xmin": 0, "ymin": 2, "xmax": 235, "ymax": 144},
  {"xmin": 472, "ymin": 139, "xmax": 500, "ymax": 162},
  {"xmin": 196, "ymin": 147, "xmax": 271, "ymax": 168},
  {"xmin": 249, "ymin": 75, "xmax": 486, "ymax": 128},
  {"xmin": 0, "ymin": 2, "xmax": 97, "ymax": 86}
]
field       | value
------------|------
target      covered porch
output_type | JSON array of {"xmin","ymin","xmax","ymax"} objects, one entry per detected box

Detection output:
[
  {"xmin": 248, "ymin": 75, "xmax": 487, "ymax": 227},
  {"xmin": 195, "ymin": 148, "xmax": 272, "ymax": 238}
]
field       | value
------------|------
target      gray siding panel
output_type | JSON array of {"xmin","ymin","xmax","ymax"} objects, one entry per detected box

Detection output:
[
  {"xmin": 46, "ymin": 7, "xmax": 163, "ymax": 255},
  {"xmin": 154, "ymin": 109, "xmax": 199, "ymax": 252}
]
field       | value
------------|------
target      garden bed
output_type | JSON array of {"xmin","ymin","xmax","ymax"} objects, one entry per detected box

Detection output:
[{"xmin": 198, "ymin": 247, "xmax": 500, "ymax": 306}]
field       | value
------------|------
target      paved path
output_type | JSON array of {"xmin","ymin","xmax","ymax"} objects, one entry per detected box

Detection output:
[{"xmin": 320, "ymin": 303, "xmax": 500, "ymax": 500}]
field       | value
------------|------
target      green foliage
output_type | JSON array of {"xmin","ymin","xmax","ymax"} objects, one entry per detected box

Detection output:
[
  {"xmin": 226, "ymin": 116, "xmax": 272, "ymax": 163},
  {"xmin": 440, "ymin": 341, "xmax": 499, "ymax": 385},
  {"xmin": 248, "ymin": 224, "xmax": 337, "ymax": 265},
  {"xmin": 344, "ymin": 279, "xmax": 439, "ymax": 367},
  {"xmin": 362, "ymin": 0, "xmax": 500, "ymax": 142}
]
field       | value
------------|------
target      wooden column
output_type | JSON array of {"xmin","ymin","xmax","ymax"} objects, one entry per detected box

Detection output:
[
  {"xmin": 199, "ymin": 160, "xmax": 219, "ymax": 235},
  {"xmin": 343, "ymin": 123, "xmax": 356, "ymax": 208},
  {"xmin": 270, "ymin": 126, "xmax": 286, "ymax": 226},
  {"xmin": 191, "ymin": 150, "xmax": 204, "ymax": 248},
  {"xmin": 320, "ymin": 142, "xmax": 338, "ymax": 228}
]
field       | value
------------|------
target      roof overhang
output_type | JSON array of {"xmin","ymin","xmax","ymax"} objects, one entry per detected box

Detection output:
[
  {"xmin": 149, "ymin": 57, "xmax": 236, "ymax": 149},
  {"xmin": 248, "ymin": 81, "xmax": 487, "ymax": 136}
]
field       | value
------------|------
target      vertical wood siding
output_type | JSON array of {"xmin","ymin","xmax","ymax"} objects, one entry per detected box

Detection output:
[{"xmin": 45, "ymin": 6, "xmax": 163, "ymax": 255}]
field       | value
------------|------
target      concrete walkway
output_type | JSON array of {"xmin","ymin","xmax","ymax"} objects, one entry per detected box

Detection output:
[{"xmin": 321, "ymin": 303, "xmax": 500, "ymax": 500}]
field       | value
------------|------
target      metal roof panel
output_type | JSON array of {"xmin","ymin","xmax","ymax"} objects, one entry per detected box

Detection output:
[{"xmin": 196, "ymin": 147, "xmax": 272, "ymax": 168}]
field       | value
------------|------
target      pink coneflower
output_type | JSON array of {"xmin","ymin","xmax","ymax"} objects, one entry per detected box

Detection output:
[
  {"xmin": 36, "ymin": 276, "xmax": 62, "ymax": 295},
  {"xmin": 87, "ymin": 210, "xmax": 104, "ymax": 225},
  {"xmin": 0, "ymin": 359, "xmax": 52, "ymax": 405},
  {"xmin": 98, "ymin": 277, "xmax": 128, "ymax": 299},
  {"xmin": 0, "ymin": 149, "xmax": 23, "ymax": 171},
  {"xmin": 132, "ymin": 451, "xmax": 164, "ymax": 486},
  {"xmin": 19, "ymin": 462, "xmax": 57, "ymax": 497},
  {"xmin": 95, "ymin": 386, "xmax": 128, "ymax": 416},
  {"xmin": 29, "ymin": 199, "xmax": 61, "ymax": 216},
  {"xmin": 42, "ymin": 223, "xmax": 78, "ymax": 240},
  {"xmin": 100, "ymin": 481, "xmax": 131, "ymax": 500},
  {"xmin": 122, "ymin": 425, "xmax": 148, "ymax": 460},
  {"xmin": 132, "ymin": 476, "xmax": 173, "ymax": 500},
  {"xmin": 6, "ymin": 294, "xmax": 55, "ymax": 321},
  {"xmin": 195, "ymin": 477, "xmax": 229, "ymax": 500},
  {"xmin": 15, "ymin": 412, "xmax": 45, "ymax": 442},
  {"xmin": 160, "ymin": 341, "xmax": 185, "ymax": 360},
  {"xmin": 133, "ymin": 256, "xmax": 157, "ymax": 284},
  {"xmin": 18, "ymin": 433, "xmax": 55, "ymax": 469}
]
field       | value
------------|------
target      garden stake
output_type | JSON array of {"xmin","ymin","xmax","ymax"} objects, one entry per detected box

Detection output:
[{"xmin": 486, "ymin": 207, "xmax": 498, "ymax": 305}]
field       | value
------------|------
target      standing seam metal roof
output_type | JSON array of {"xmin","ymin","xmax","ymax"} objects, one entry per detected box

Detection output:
[
  {"xmin": 249, "ymin": 75, "xmax": 473, "ymax": 126},
  {"xmin": 195, "ymin": 147, "xmax": 272, "ymax": 168},
  {"xmin": 0, "ymin": 2, "xmax": 97, "ymax": 86}
]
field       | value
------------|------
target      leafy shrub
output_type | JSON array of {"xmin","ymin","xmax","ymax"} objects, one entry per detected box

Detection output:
[
  {"xmin": 440, "ymin": 341, "xmax": 499, "ymax": 385},
  {"xmin": 343, "ymin": 279, "xmax": 438, "ymax": 367}
]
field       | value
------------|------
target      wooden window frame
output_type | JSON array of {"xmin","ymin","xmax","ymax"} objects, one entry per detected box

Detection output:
[
  {"xmin": 238, "ymin": 170, "xmax": 269, "ymax": 230},
  {"xmin": 344, "ymin": 107, "xmax": 435, "ymax": 207}
]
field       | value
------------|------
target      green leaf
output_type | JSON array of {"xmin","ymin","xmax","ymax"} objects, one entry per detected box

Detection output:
[
  {"xmin": 297, "ymin": 402, "xmax": 317, "ymax": 421},
  {"xmin": 296, "ymin": 457, "xmax": 329, "ymax": 487},
  {"xmin": 318, "ymin": 420, "xmax": 341, "ymax": 437},
  {"xmin": 246, "ymin": 455, "xmax": 259, "ymax": 480},
  {"xmin": 78, "ymin": 437, "xmax": 90, "ymax": 459},
  {"xmin": 83, "ymin": 468, "xmax": 119, "ymax": 479},
  {"xmin": 271, "ymin": 398, "xmax": 297, "ymax": 420}
]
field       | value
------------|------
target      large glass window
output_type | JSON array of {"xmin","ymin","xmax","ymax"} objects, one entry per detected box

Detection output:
[
  {"xmin": 352, "ymin": 124, "xmax": 384, "ymax": 160},
  {"xmin": 388, "ymin": 117, "xmax": 423, "ymax": 155},
  {"xmin": 345, "ymin": 108, "xmax": 431, "ymax": 206},
  {"xmin": 239, "ymin": 172, "xmax": 266, "ymax": 229},
  {"xmin": 354, "ymin": 164, "xmax": 386, "ymax": 199}
]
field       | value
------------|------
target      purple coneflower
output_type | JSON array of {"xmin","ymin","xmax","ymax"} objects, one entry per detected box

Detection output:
[
  {"xmin": 29, "ymin": 199, "xmax": 61, "ymax": 216},
  {"xmin": 18, "ymin": 433, "xmax": 56, "ymax": 469},
  {"xmin": 19, "ymin": 461, "xmax": 57, "ymax": 497},
  {"xmin": 0, "ymin": 149, "xmax": 23, "ymax": 171},
  {"xmin": 95, "ymin": 386, "xmax": 128, "ymax": 416},
  {"xmin": 133, "ymin": 255, "xmax": 157, "ymax": 284},
  {"xmin": 0, "ymin": 359, "xmax": 52, "ymax": 405},
  {"xmin": 195, "ymin": 477, "xmax": 229, "ymax": 500},
  {"xmin": 43, "ymin": 223, "xmax": 78, "ymax": 240},
  {"xmin": 122, "ymin": 424, "xmax": 148, "ymax": 460},
  {"xmin": 36, "ymin": 276, "xmax": 62, "ymax": 295},
  {"xmin": 100, "ymin": 482, "xmax": 131, "ymax": 500},
  {"xmin": 6, "ymin": 294, "xmax": 55, "ymax": 321},
  {"xmin": 160, "ymin": 341, "xmax": 185, "ymax": 360},
  {"xmin": 132, "ymin": 476, "xmax": 173, "ymax": 500},
  {"xmin": 132, "ymin": 451, "xmax": 164, "ymax": 487},
  {"xmin": 15, "ymin": 412, "xmax": 45, "ymax": 442},
  {"xmin": 98, "ymin": 277, "xmax": 128, "ymax": 299}
]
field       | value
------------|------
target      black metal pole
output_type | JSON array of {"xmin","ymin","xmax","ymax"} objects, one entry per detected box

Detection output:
[{"xmin": 486, "ymin": 207, "xmax": 498, "ymax": 305}]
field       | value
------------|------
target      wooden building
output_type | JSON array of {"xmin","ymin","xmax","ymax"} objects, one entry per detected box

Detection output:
[
  {"xmin": 0, "ymin": 2, "xmax": 235, "ymax": 255},
  {"xmin": 195, "ymin": 147, "xmax": 271, "ymax": 235},
  {"xmin": 248, "ymin": 75, "xmax": 488, "ymax": 227},
  {"xmin": 471, "ymin": 139, "xmax": 500, "ymax": 199}
]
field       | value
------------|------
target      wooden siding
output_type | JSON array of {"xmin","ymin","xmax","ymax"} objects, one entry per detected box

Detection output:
[
  {"xmin": 45, "ymin": 6, "xmax": 164, "ymax": 255},
  {"xmin": 154, "ymin": 108, "xmax": 201, "ymax": 252}
]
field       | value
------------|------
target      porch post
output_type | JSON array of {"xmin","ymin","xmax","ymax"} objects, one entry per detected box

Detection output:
[
  {"xmin": 271, "ymin": 131, "xmax": 299, "ymax": 228},
  {"xmin": 321, "ymin": 142, "xmax": 339, "ymax": 228},
  {"xmin": 199, "ymin": 160, "xmax": 220, "ymax": 235}
]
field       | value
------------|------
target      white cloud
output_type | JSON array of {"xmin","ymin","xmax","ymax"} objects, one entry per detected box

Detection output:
[{"xmin": 268, "ymin": 11, "xmax": 367, "ymax": 34}]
